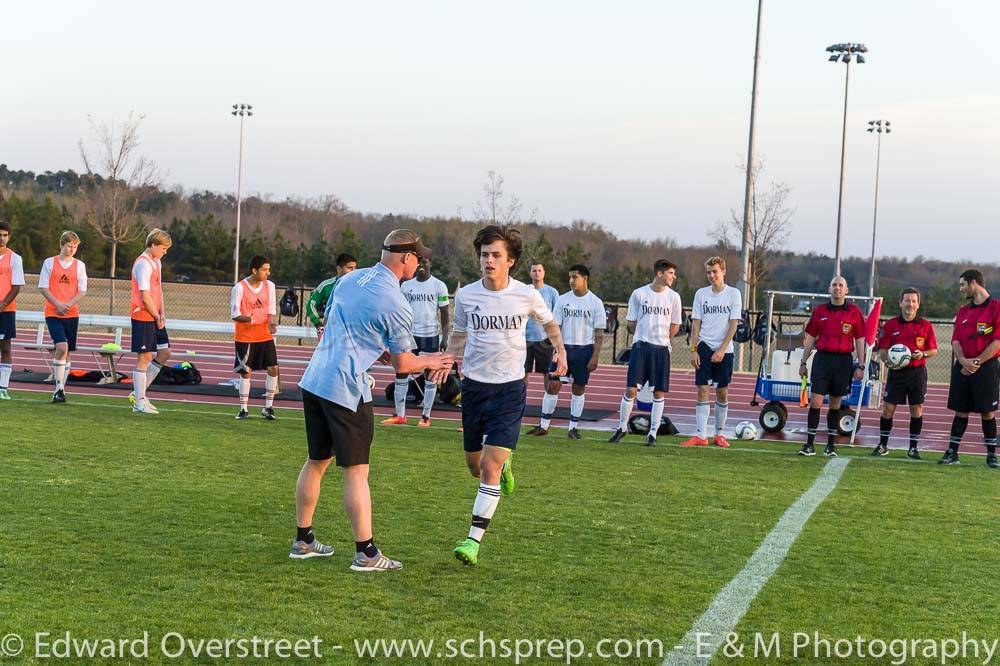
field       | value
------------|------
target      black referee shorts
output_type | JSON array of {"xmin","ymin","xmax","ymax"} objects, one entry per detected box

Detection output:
[
  {"xmin": 302, "ymin": 389, "xmax": 374, "ymax": 466},
  {"xmin": 809, "ymin": 351, "xmax": 854, "ymax": 397},
  {"xmin": 883, "ymin": 366, "xmax": 928, "ymax": 406},
  {"xmin": 947, "ymin": 359, "xmax": 1000, "ymax": 414}
]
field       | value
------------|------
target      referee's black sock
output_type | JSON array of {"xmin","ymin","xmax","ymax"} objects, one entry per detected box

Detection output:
[
  {"xmin": 981, "ymin": 417, "xmax": 997, "ymax": 455},
  {"xmin": 807, "ymin": 408, "xmax": 820, "ymax": 446},
  {"xmin": 296, "ymin": 526, "xmax": 314, "ymax": 544},
  {"xmin": 949, "ymin": 416, "xmax": 969, "ymax": 453},
  {"xmin": 879, "ymin": 416, "xmax": 893, "ymax": 447},
  {"xmin": 356, "ymin": 539, "xmax": 379, "ymax": 558},
  {"xmin": 909, "ymin": 417, "xmax": 923, "ymax": 449},
  {"xmin": 826, "ymin": 409, "xmax": 839, "ymax": 446}
]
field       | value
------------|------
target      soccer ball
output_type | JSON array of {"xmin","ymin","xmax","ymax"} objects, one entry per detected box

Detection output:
[
  {"xmin": 886, "ymin": 343, "xmax": 912, "ymax": 370},
  {"xmin": 735, "ymin": 420, "xmax": 758, "ymax": 440}
]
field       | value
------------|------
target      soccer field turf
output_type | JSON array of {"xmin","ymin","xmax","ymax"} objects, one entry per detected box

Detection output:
[{"xmin": 2, "ymin": 392, "xmax": 997, "ymax": 664}]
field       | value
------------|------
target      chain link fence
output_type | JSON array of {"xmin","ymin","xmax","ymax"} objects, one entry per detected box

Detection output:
[{"xmin": 19, "ymin": 276, "xmax": 956, "ymax": 383}]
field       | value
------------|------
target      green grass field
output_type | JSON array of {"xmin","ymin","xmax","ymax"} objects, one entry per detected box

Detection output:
[{"xmin": 1, "ymin": 391, "xmax": 997, "ymax": 664}]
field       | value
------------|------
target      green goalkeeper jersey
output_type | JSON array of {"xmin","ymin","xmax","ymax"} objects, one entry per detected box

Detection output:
[{"xmin": 305, "ymin": 275, "xmax": 341, "ymax": 327}]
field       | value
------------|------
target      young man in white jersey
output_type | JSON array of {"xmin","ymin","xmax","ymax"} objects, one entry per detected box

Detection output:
[
  {"xmin": 129, "ymin": 229, "xmax": 172, "ymax": 414},
  {"xmin": 39, "ymin": 231, "xmax": 88, "ymax": 403},
  {"xmin": 0, "ymin": 220, "xmax": 26, "ymax": 400},
  {"xmin": 231, "ymin": 254, "xmax": 280, "ymax": 421},
  {"xmin": 609, "ymin": 259, "xmax": 683, "ymax": 446},
  {"xmin": 526, "ymin": 264, "xmax": 605, "ymax": 439},
  {"xmin": 680, "ymin": 256, "xmax": 743, "ymax": 448},
  {"xmin": 383, "ymin": 256, "xmax": 451, "ymax": 427},
  {"xmin": 450, "ymin": 225, "xmax": 567, "ymax": 566}
]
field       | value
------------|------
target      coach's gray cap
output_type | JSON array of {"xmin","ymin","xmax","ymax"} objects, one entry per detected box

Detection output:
[{"xmin": 382, "ymin": 229, "xmax": 432, "ymax": 259}]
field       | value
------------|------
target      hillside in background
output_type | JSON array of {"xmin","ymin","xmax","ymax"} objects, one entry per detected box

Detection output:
[{"xmin": 1, "ymin": 163, "xmax": 994, "ymax": 316}]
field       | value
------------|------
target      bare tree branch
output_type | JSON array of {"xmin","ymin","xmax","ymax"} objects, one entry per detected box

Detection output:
[
  {"xmin": 78, "ymin": 112, "xmax": 161, "ymax": 313},
  {"xmin": 710, "ymin": 159, "xmax": 794, "ymax": 308}
]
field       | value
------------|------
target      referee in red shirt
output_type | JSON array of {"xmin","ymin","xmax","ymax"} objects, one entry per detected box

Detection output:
[
  {"xmin": 941, "ymin": 269, "xmax": 1000, "ymax": 468},
  {"xmin": 874, "ymin": 288, "xmax": 938, "ymax": 458},
  {"xmin": 798, "ymin": 276, "xmax": 866, "ymax": 457}
]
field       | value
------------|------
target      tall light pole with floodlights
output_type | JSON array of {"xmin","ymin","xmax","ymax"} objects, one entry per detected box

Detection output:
[
  {"xmin": 867, "ymin": 119, "xmax": 890, "ymax": 299},
  {"xmin": 231, "ymin": 103, "xmax": 253, "ymax": 283},
  {"xmin": 826, "ymin": 42, "xmax": 867, "ymax": 277}
]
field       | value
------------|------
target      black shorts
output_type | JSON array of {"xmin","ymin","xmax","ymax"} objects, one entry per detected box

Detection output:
[
  {"xmin": 809, "ymin": 351, "xmax": 854, "ymax": 397},
  {"xmin": 413, "ymin": 335, "xmax": 440, "ymax": 354},
  {"xmin": 461, "ymin": 378, "xmax": 526, "ymax": 452},
  {"xmin": 626, "ymin": 341, "xmax": 671, "ymax": 392},
  {"xmin": 947, "ymin": 359, "xmax": 1000, "ymax": 414},
  {"xmin": 302, "ymin": 389, "xmax": 374, "ymax": 466},
  {"xmin": 0, "ymin": 312, "xmax": 15, "ymax": 340},
  {"xmin": 524, "ymin": 340, "xmax": 554, "ymax": 374},
  {"xmin": 549, "ymin": 344, "xmax": 595, "ymax": 386},
  {"xmin": 694, "ymin": 341, "xmax": 734, "ymax": 388},
  {"xmin": 131, "ymin": 319, "xmax": 170, "ymax": 353},
  {"xmin": 884, "ymin": 365, "xmax": 928, "ymax": 406},
  {"xmin": 234, "ymin": 340, "xmax": 279, "ymax": 372},
  {"xmin": 45, "ymin": 316, "xmax": 79, "ymax": 351}
]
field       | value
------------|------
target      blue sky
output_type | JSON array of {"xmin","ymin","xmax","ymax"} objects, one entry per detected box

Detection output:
[{"xmin": 3, "ymin": 1, "xmax": 998, "ymax": 261}]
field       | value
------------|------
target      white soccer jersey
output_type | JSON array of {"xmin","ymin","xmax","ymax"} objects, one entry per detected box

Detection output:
[
  {"xmin": 38, "ymin": 257, "xmax": 89, "ymax": 292},
  {"xmin": 554, "ymin": 290, "xmax": 606, "ymax": 346},
  {"xmin": 626, "ymin": 284, "xmax": 682, "ymax": 348},
  {"xmin": 691, "ymin": 284, "xmax": 743, "ymax": 353},
  {"xmin": 453, "ymin": 278, "xmax": 554, "ymax": 383},
  {"xmin": 401, "ymin": 275, "xmax": 450, "ymax": 336}
]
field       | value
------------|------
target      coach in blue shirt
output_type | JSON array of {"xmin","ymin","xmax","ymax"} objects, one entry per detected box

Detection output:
[
  {"xmin": 293, "ymin": 229, "xmax": 454, "ymax": 572},
  {"xmin": 524, "ymin": 260, "xmax": 559, "ymax": 379}
]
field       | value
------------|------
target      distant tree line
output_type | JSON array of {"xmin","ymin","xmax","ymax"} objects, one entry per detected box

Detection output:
[{"xmin": 1, "ymin": 163, "xmax": 994, "ymax": 315}]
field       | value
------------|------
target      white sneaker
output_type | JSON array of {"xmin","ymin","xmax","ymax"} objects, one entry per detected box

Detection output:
[
  {"xmin": 143, "ymin": 400, "xmax": 160, "ymax": 414},
  {"xmin": 133, "ymin": 400, "xmax": 159, "ymax": 414}
]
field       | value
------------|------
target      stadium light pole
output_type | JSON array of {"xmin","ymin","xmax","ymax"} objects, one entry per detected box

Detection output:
[
  {"xmin": 826, "ymin": 43, "xmax": 867, "ymax": 277},
  {"xmin": 738, "ymin": 0, "xmax": 764, "ymax": 311},
  {"xmin": 736, "ymin": 0, "xmax": 764, "ymax": 372},
  {"xmin": 866, "ymin": 119, "xmax": 890, "ymax": 299},
  {"xmin": 231, "ymin": 103, "xmax": 253, "ymax": 284}
]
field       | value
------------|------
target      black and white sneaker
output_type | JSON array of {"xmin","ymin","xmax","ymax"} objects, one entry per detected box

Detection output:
[
  {"xmin": 987, "ymin": 454, "xmax": 999, "ymax": 469},
  {"xmin": 937, "ymin": 449, "xmax": 960, "ymax": 465},
  {"xmin": 906, "ymin": 447, "xmax": 921, "ymax": 460},
  {"xmin": 525, "ymin": 425, "xmax": 548, "ymax": 437},
  {"xmin": 235, "ymin": 409, "xmax": 249, "ymax": 420},
  {"xmin": 608, "ymin": 428, "xmax": 627, "ymax": 443},
  {"xmin": 798, "ymin": 443, "xmax": 816, "ymax": 457},
  {"xmin": 646, "ymin": 434, "xmax": 656, "ymax": 447},
  {"xmin": 871, "ymin": 444, "xmax": 889, "ymax": 457},
  {"xmin": 567, "ymin": 428, "xmax": 582, "ymax": 440},
  {"xmin": 261, "ymin": 407, "xmax": 277, "ymax": 421},
  {"xmin": 824, "ymin": 444, "xmax": 838, "ymax": 457},
  {"xmin": 51, "ymin": 389, "xmax": 66, "ymax": 404}
]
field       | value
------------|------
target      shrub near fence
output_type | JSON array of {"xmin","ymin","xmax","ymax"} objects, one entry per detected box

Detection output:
[{"xmin": 20, "ymin": 276, "xmax": 956, "ymax": 383}]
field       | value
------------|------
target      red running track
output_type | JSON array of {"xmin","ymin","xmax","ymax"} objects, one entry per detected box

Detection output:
[{"xmin": 7, "ymin": 329, "xmax": 976, "ymax": 455}]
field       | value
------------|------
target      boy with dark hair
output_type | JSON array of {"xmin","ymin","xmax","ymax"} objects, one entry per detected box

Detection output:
[{"xmin": 231, "ymin": 254, "xmax": 280, "ymax": 420}]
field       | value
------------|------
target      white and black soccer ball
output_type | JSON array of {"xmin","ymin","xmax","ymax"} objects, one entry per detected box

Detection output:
[
  {"xmin": 735, "ymin": 420, "xmax": 758, "ymax": 440},
  {"xmin": 886, "ymin": 343, "xmax": 912, "ymax": 370}
]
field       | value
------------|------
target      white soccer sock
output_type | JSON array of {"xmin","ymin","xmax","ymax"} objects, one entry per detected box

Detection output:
[
  {"xmin": 239, "ymin": 377, "xmax": 251, "ymax": 410},
  {"xmin": 540, "ymin": 392, "xmax": 559, "ymax": 430},
  {"xmin": 695, "ymin": 401, "xmax": 711, "ymax": 439},
  {"xmin": 147, "ymin": 361, "xmax": 163, "ymax": 386},
  {"xmin": 0, "ymin": 363, "xmax": 11, "ymax": 389},
  {"xmin": 715, "ymin": 401, "xmax": 729, "ymax": 436},
  {"xmin": 133, "ymin": 369, "xmax": 147, "ymax": 402},
  {"xmin": 394, "ymin": 377, "xmax": 409, "ymax": 418},
  {"xmin": 422, "ymin": 380, "xmax": 437, "ymax": 418},
  {"xmin": 569, "ymin": 394, "xmax": 585, "ymax": 429},
  {"xmin": 265, "ymin": 375, "xmax": 278, "ymax": 408},
  {"xmin": 53, "ymin": 360, "xmax": 67, "ymax": 391},
  {"xmin": 649, "ymin": 398, "xmax": 665, "ymax": 437},
  {"xmin": 618, "ymin": 394, "xmax": 635, "ymax": 431},
  {"xmin": 469, "ymin": 482, "xmax": 502, "ymax": 542}
]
